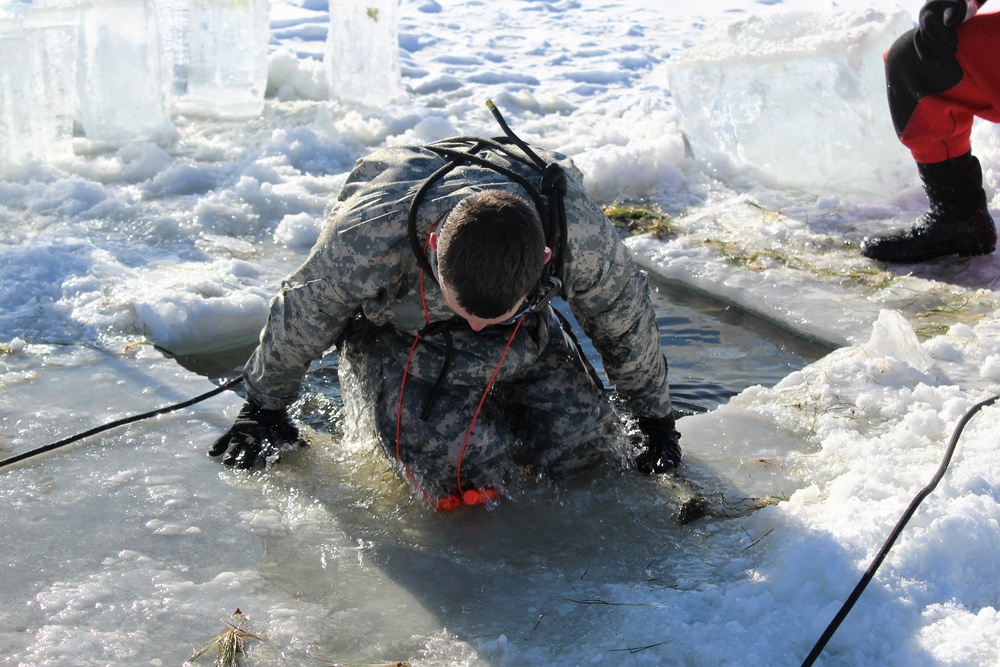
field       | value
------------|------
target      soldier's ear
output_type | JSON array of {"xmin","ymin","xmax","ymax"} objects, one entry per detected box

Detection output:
[
  {"xmin": 543, "ymin": 246, "xmax": 552, "ymax": 264},
  {"xmin": 429, "ymin": 232, "xmax": 439, "ymax": 251}
]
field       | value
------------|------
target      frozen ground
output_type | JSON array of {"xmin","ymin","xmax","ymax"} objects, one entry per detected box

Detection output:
[{"xmin": 2, "ymin": 0, "xmax": 1000, "ymax": 665}]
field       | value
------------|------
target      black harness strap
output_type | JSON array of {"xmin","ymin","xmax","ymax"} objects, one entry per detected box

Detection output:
[
  {"xmin": 402, "ymin": 102, "xmax": 593, "ymax": 420},
  {"xmin": 417, "ymin": 319, "xmax": 459, "ymax": 421},
  {"xmin": 486, "ymin": 100, "xmax": 570, "ymax": 282},
  {"xmin": 406, "ymin": 138, "xmax": 491, "ymax": 280},
  {"xmin": 407, "ymin": 136, "xmax": 557, "ymax": 286}
]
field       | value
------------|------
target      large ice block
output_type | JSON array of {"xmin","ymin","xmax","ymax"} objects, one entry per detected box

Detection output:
[
  {"xmin": 668, "ymin": 9, "xmax": 915, "ymax": 196},
  {"xmin": 22, "ymin": 4, "xmax": 80, "ymax": 164},
  {"xmin": 326, "ymin": 0, "xmax": 401, "ymax": 108},
  {"xmin": 160, "ymin": 0, "xmax": 270, "ymax": 119},
  {"xmin": 0, "ymin": 15, "xmax": 30, "ymax": 171},
  {"xmin": 156, "ymin": 0, "xmax": 191, "ymax": 99},
  {"xmin": 75, "ymin": 0, "xmax": 171, "ymax": 145},
  {"xmin": 0, "ymin": 2, "xmax": 80, "ymax": 171}
]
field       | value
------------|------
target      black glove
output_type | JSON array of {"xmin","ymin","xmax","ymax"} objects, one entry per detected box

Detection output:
[
  {"xmin": 209, "ymin": 399, "xmax": 300, "ymax": 469},
  {"xmin": 914, "ymin": 0, "xmax": 969, "ymax": 59},
  {"xmin": 635, "ymin": 415, "xmax": 682, "ymax": 474}
]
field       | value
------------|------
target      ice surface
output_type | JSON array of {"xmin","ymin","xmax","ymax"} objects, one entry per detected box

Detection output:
[
  {"xmin": 75, "ymin": 0, "xmax": 172, "ymax": 144},
  {"xmin": 0, "ymin": 343, "xmax": 758, "ymax": 666},
  {"xmin": 669, "ymin": 8, "xmax": 915, "ymax": 196},
  {"xmin": 325, "ymin": 0, "xmax": 401, "ymax": 108}
]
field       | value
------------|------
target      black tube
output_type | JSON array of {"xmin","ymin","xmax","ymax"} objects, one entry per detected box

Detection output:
[
  {"xmin": 0, "ymin": 376, "xmax": 243, "ymax": 471},
  {"xmin": 800, "ymin": 393, "xmax": 999, "ymax": 667}
]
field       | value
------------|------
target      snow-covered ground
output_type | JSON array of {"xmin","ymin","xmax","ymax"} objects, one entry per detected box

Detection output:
[{"xmin": 2, "ymin": 0, "xmax": 999, "ymax": 665}]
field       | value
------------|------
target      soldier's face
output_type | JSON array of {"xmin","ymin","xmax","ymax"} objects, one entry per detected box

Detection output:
[
  {"xmin": 429, "ymin": 230, "xmax": 549, "ymax": 331},
  {"xmin": 438, "ymin": 279, "xmax": 526, "ymax": 332}
]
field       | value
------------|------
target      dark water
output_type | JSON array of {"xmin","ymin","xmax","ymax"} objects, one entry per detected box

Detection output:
[
  {"xmin": 548, "ymin": 276, "xmax": 830, "ymax": 416},
  {"xmin": 645, "ymin": 277, "xmax": 830, "ymax": 413},
  {"xmin": 172, "ymin": 278, "xmax": 831, "ymax": 413}
]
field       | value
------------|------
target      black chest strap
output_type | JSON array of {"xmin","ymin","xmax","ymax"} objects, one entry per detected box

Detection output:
[{"xmin": 406, "ymin": 101, "xmax": 569, "ymax": 289}]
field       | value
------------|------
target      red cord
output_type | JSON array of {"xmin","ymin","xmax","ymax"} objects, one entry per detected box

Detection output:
[
  {"xmin": 395, "ymin": 334, "xmax": 436, "ymax": 507},
  {"xmin": 394, "ymin": 214, "xmax": 516, "ymax": 510},
  {"xmin": 455, "ymin": 318, "xmax": 522, "ymax": 495}
]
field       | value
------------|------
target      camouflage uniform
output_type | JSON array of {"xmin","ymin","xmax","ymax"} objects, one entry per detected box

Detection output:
[{"xmin": 243, "ymin": 138, "xmax": 672, "ymax": 501}]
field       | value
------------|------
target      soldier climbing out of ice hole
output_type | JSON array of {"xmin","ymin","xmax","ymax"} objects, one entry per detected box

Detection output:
[
  {"xmin": 208, "ymin": 107, "xmax": 682, "ymax": 511},
  {"xmin": 862, "ymin": 0, "xmax": 998, "ymax": 262}
]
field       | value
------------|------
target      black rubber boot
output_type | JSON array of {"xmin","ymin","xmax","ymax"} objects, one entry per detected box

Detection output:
[{"xmin": 861, "ymin": 153, "xmax": 997, "ymax": 263}]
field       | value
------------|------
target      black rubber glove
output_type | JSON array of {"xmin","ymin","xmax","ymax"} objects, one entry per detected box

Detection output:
[
  {"xmin": 209, "ymin": 399, "xmax": 300, "ymax": 469},
  {"xmin": 635, "ymin": 415, "xmax": 682, "ymax": 473},
  {"xmin": 914, "ymin": 0, "xmax": 969, "ymax": 59}
]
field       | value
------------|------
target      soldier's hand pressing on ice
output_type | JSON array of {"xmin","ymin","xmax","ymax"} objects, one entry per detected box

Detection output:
[
  {"xmin": 209, "ymin": 399, "xmax": 300, "ymax": 469},
  {"xmin": 914, "ymin": 0, "xmax": 972, "ymax": 59},
  {"xmin": 635, "ymin": 414, "xmax": 682, "ymax": 474}
]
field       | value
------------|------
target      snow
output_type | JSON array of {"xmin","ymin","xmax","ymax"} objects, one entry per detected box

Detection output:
[{"xmin": 2, "ymin": 0, "xmax": 1000, "ymax": 665}]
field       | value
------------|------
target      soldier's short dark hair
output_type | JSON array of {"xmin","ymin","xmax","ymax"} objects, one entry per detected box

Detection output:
[{"xmin": 437, "ymin": 190, "xmax": 546, "ymax": 319}]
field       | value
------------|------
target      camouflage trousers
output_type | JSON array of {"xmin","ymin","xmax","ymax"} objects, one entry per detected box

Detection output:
[{"xmin": 337, "ymin": 311, "xmax": 625, "ymax": 502}]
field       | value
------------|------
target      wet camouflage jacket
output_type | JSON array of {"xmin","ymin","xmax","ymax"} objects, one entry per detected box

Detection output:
[{"xmin": 244, "ymin": 138, "xmax": 671, "ymax": 420}]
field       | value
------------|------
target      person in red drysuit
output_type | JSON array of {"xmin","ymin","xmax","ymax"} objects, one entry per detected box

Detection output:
[{"xmin": 862, "ymin": 0, "xmax": 998, "ymax": 262}]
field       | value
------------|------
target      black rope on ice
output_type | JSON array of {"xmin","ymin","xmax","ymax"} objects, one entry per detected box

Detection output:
[
  {"xmin": 800, "ymin": 393, "xmax": 999, "ymax": 667},
  {"xmin": 0, "ymin": 376, "xmax": 244, "ymax": 471}
]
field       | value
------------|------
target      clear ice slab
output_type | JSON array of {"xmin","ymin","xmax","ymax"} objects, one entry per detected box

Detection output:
[
  {"xmin": 159, "ymin": 0, "xmax": 271, "ymax": 119},
  {"xmin": 325, "ymin": 0, "xmax": 402, "ymax": 108},
  {"xmin": 669, "ymin": 9, "xmax": 915, "ymax": 196}
]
